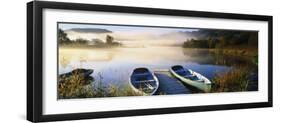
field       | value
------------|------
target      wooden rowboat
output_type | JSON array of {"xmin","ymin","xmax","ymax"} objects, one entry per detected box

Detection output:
[
  {"xmin": 129, "ymin": 67, "xmax": 159, "ymax": 95},
  {"xmin": 170, "ymin": 65, "xmax": 212, "ymax": 92}
]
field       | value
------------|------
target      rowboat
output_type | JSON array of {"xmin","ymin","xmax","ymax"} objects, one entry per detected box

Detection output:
[
  {"xmin": 170, "ymin": 65, "xmax": 212, "ymax": 92},
  {"xmin": 129, "ymin": 68, "xmax": 159, "ymax": 95},
  {"xmin": 59, "ymin": 68, "xmax": 94, "ymax": 79},
  {"xmin": 59, "ymin": 68, "xmax": 94, "ymax": 87}
]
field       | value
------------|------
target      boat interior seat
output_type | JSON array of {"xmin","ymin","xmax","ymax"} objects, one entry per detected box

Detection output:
[
  {"xmin": 187, "ymin": 75, "xmax": 203, "ymax": 82},
  {"xmin": 184, "ymin": 74, "xmax": 195, "ymax": 78}
]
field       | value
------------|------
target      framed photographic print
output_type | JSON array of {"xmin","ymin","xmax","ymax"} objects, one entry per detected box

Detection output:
[{"xmin": 27, "ymin": 1, "xmax": 273, "ymax": 122}]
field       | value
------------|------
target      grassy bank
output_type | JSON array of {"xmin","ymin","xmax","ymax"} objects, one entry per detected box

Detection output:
[
  {"xmin": 211, "ymin": 67, "xmax": 250, "ymax": 92},
  {"xmin": 208, "ymin": 47, "xmax": 258, "ymax": 57},
  {"xmin": 58, "ymin": 72, "xmax": 142, "ymax": 99},
  {"xmin": 58, "ymin": 71, "xmax": 95, "ymax": 99}
]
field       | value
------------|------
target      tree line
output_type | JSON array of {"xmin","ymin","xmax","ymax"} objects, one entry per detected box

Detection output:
[
  {"xmin": 58, "ymin": 29, "xmax": 121, "ymax": 47},
  {"xmin": 182, "ymin": 30, "xmax": 258, "ymax": 49}
]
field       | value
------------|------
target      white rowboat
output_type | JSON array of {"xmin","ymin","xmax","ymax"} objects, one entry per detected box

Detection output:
[
  {"xmin": 170, "ymin": 65, "xmax": 212, "ymax": 92},
  {"xmin": 129, "ymin": 68, "xmax": 159, "ymax": 95}
]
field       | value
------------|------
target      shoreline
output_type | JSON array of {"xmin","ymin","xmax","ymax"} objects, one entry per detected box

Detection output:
[{"xmin": 183, "ymin": 47, "xmax": 258, "ymax": 57}]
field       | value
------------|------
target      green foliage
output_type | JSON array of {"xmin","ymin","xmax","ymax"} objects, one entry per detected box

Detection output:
[
  {"xmin": 183, "ymin": 39, "xmax": 209, "ymax": 48},
  {"xmin": 182, "ymin": 30, "xmax": 258, "ymax": 49},
  {"xmin": 58, "ymin": 29, "xmax": 122, "ymax": 48}
]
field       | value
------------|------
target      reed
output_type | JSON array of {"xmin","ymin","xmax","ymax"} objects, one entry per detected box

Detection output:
[
  {"xmin": 92, "ymin": 74, "xmax": 143, "ymax": 97},
  {"xmin": 58, "ymin": 71, "xmax": 94, "ymax": 99},
  {"xmin": 58, "ymin": 71, "xmax": 142, "ymax": 99},
  {"xmin": 211, "ymin": 67, "xmax": 249, "ymax": 92}
]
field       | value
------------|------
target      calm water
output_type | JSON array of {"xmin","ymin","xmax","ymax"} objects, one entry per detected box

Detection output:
[{"xmin": 59, "ymin": 47, "xmax": 254, "ymax": 88}]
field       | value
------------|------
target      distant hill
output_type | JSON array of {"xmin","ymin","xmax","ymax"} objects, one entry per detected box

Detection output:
[
  {"xmin": 181, "ymin": 29, "xmax": 258, "ymax": 48},
  {"xmin": 181, "ymin": 29, "xmax": 258, "ymax": 41},
  {"xmin": 66, "ymin": 28, "xmax": 112, "ymax": 33}
]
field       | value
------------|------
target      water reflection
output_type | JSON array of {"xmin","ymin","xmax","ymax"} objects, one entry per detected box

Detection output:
[
  {"xmin": 59, "ymin": 46, "xmax": 256, "ymax": 87},
  {"xmin": 182, "ymin": 48, "xmax": 255, "ymax": 67}
]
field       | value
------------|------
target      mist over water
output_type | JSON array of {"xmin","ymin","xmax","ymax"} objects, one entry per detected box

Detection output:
[
  {"xmin": 65, "ymin": 29, "xmax": 197, "ymax": 46},
  {"xmin": 58, "ymin": 46, "xmax": 246, "ymax": 88}
]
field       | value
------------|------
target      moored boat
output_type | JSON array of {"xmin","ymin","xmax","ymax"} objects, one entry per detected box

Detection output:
[
  {"xmin": 170, "ymin": 65, "xmax": 212, "ymax": 92},
  {"xmin": 58, "ymin": 68, "xmax": 94, "ymax": 88},
  {"xmin": 59, "ymin": 68, "xmax": 94, "ymax": 79},
  {"xmin": 129, "ymin": 67, "xmax": 159, "ymax": 95}
]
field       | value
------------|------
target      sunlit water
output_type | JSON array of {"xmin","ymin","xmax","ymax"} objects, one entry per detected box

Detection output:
[{"xmin": 59, "ymin": 46, "xmax": 253, "ymax": 88}]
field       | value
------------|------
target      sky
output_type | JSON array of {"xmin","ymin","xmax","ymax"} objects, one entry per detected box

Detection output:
[
  {"xmin": 58, "ymin": 23, "xmax": 199, "ymax": 46},
  {"xmin": 59, "ymin": 23, "xmax": 198, "ymax": 33}
]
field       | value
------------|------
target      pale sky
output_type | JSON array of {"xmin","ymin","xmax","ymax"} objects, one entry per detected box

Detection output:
[
  {"xmin": 59, "ymin": 23, "xmax": 198, "ymax": 33},
  {"xmin": 58, "ymin": 23, "xmax": 199, "ymax": 45}
]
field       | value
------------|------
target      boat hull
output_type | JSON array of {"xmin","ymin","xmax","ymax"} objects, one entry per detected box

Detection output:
[
  {"xmin": 170, "ymin": 69, "xmax": 211, "ymax": 92},
  {"xmin": 129, "ymin": 68, "xmax": 159, "ymax": 96}
]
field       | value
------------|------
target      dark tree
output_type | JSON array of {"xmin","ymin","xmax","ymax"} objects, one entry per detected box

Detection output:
[
  {"xmin": 75, "ymin": 38, "xmax": 89, "ymax": 44},
  {"xmin": 247, "ymin": 32, "xmax": 258, "ymax": 46},
  {"xmin": 106, "ymin": 35, "xmax": 114, "ymax": 44},
  {"xmin": 182, "ymin": 29, "xmax": 258, "ymax": 49},
  {"xmin": 58, "ymin": 29, "xmax": 70, "ymax": 44}
]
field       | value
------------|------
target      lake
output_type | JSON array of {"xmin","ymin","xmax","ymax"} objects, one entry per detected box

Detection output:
[{"xmin": 59, "ymin": 46, "xmax": 256, "ymax": 90}]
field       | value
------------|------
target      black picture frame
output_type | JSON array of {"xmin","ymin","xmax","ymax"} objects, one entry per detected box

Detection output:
[{"xmin": 27, "ymin": 1, "xmax": 273, "ymax": 122}]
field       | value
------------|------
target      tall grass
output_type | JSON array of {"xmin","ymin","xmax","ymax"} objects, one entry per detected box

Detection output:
[
  {"xmin": 213, "ymin": 48, "xmax": 257, "ymax": 57},
  {"xmin": 92, "ymin": 72, "xmax": 143, "ymax": 97},
  {"xmin": 211, "ymin": 67, "xmax": 249, "ymax": 92},
  {"xmin": 58, "ymin": 71, "xmax": 142, "ymax": 99},
  {"xmin": 106, "ymin": 85, "xmax": 143, "ymax": 97},
  {"xmin": 58, "ymin": 71, "xmax": 94, "ymax": 99}
]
